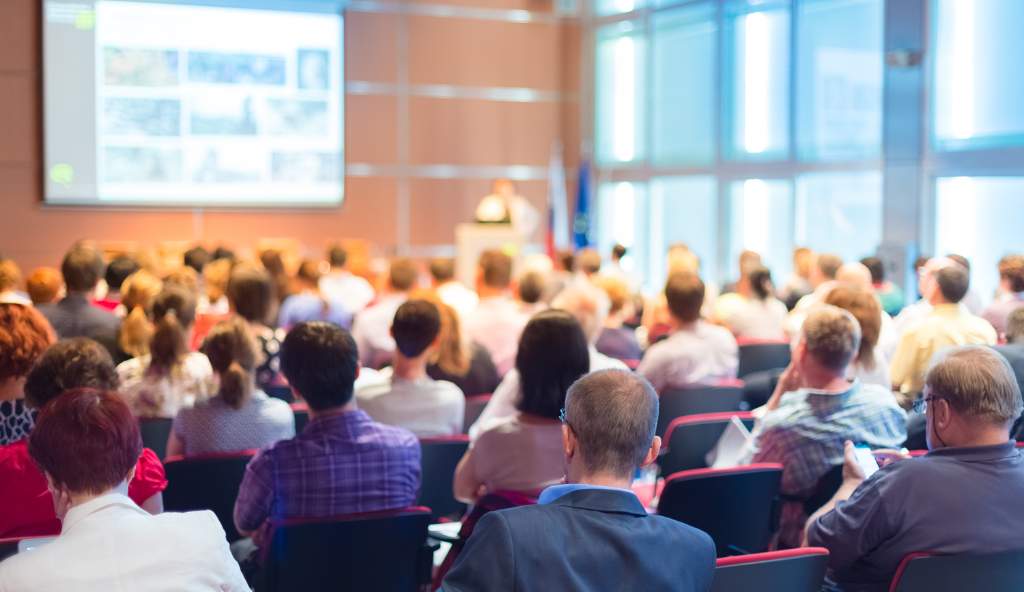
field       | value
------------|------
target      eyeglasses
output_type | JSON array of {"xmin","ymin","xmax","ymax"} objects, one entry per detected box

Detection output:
[
  {"xmin": 559, "ymin": 408, "xmax": 574, "ymax": 432},
  {"xmin": 912, "ymin": 395, "xmax": 945, "ymax": 414}
]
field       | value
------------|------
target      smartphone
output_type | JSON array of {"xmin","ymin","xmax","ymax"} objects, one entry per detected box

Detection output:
[{"xmin": 853, "ymin": 444, "xmax": 880, "ymax": 478}]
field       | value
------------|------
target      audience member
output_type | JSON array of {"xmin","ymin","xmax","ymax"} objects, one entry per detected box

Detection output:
[
  {"xmin": 168, "ymin": 318, "xmax": 294, "ymax": 457},
  {"xmin": 824, "ymin": 286, "xmax": 890, "ymax": 388},
  {"xmin": 426, "ymin": 298, "xmax": 500, "ymax": 397},
  {"xmin": 233, "ymin": 322, "xmax": 420, "ymax": 552},
  {"xmin": 463, "ymin": 250, "xmax": 529, "ymax": 376},
  {"xmin": 37, "ymin": 244, "xmax": 121, "ymax": 356},
  {"xmin": 357, "ymin": 300, "xmax": 464, "ymax": 436},
  {"xmin": 638, "ymin": 272, "xmax": 738, "ymax": 393},
  {"xmin": 25, "ymin": 267, "xmax": 62, "ymax": 306},
  {"xmin": 720, "ymin": 266, "xmax": 788, "ymax": 340},
  {"xmin": 947, "ymin": 254, "xmax": 985, "ymax": 315},
  {"xmin": 722, "ymin": 249, "xmax": 763, "ymax": 295},
  {"xmin": 278, "ymin": 259, "xmax": 353, "ymax": 329},
  {"xmin": 575, "ymin": 248, "xmax": 602, "ymax": 277},
  {"xmin": 982, "ymin": 254, "xmax": 1024, "ymax": 338},
  {"xmin": 431, "ymin": 257, "xmax": 478, "ymax": 319},
  {"xmin": 893, "ymin": 256, "xmax": 943, "ymax": 333},
  {"xmin": 0, "ymin": 304, "xmax": 55, "ymax": 445},
  {"xmin": 455, "ymin": 310, "xmax": 589, "ymax": 501},
  {"xmin": 994, "ymin": 308, "xmax": 1024, "ymax": 429},
  {"xmin": 861, "ymin": 256, "xmax": 904, "ymax": 317},
  {"xmin": 0, "ymin": 260, "xmax": 29, "ymax": 305},
  {"xmin": 0, "ymin": 388, "xmax": 248, "ymax": 591},
  {"xmin": 198, "ymin": 257, "xmax": 232, "ymax": 315},
  {"xmin": 0, "ymin": 339, "xmax": 166, "ymax": 538},
  {"xmin": 779, "ymin": 247, "xmax": 814, "ymax": 309},
  {"xmin": 352, "ymin": 257, "xmax": 418, "ymax": 369},
  {"xmin": 183, "ymin": 245, "xmax": 210, "ymax": 275},
  {"xmin": 259, "ymin": 249, "xmax": 292, "ymax": 306},
  {"xmin": 784, "ymin": 253, "xmax": 843, "ymax": 336},
  {"xmin": 162, "ymin": 266, "xmax": 200, "ymax": 297},
  {"xmin": 602, "ymin": 243, "xmax": 639, "ymax": 291},
  {"xmin": 807, "ymin": 346, "xmax": 1024, "ymax": 591},
  {"xmin": 515, "ymin": 270, "xmax": 548, "ymax": 316},
  {"xmin": 891, "ymin": 262, "xmax": 997, "ymax": 398},
  {"xmin": 319, "ymin": 243, "xmax": 375, "ymax": 315},
  {"xmin": 117, "ymin": 287, "xmax": 214, "ymax": 418},
  {"xmin": 443, "ymin": 370, "xmax": 715, "ymax": 592},
  {"xmin": 211, "ymin": 246, "xmax": 235, "ymax": 263},
  {"xmin": 592, "ymin": 274, "xmax": 643, "ymax": 363},
  {"xmin": 94, "ymin": 255, "xmax": 140, "ymax": 312},
  {"xmin": 116, "ymin": 270, "xmax": 163, "ymax": 357},
  {"xmin": 227, "ymin": 264, "xmax": 287, "ymax": 391},
  {"xmin": 750, "ymin": 306, "xmax": 906, "ymax": 548}
]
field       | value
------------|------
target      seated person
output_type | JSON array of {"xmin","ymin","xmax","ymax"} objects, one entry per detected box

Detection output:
[
  {"xmin": 37, "ymin": 244, "xmax": 120, "ymax": 356},
  {"xmin": 233, "ymin": 322, "xmax": 421, "ymax": 551},
  {"xmin": 752, "ymin": 305, "xmax": 906, "ymax": 548},
  {"xmin": 430, "ymin": 257, "xmax": 478, "ymax": 319},
  {"xmin": 227, "ymin": 264, "xmax": 287, "ymax": 392},
  {"xmin": 319, "ymin": 243, "xmax": 375, "ymax": 315},
  {"xmin": 0, "ymin": 339, "xmax": 166, "ymax": 538},
  {"xmin": 117, "ymin": 287, "xmax": 214, "ymax": 417},
  {"xmin": 352, "ymin": 258, "xmax": 418, "ymax": 369},
  {"xmin": 93, "ymin": 255, "xmax": 140, "ymax": 312},
  {"xmin": 426, "ymin": 299, "xmax": 500, "ymax": 397},
  {"xmin": 592, "ymin": 274, "xmax": 643, "ymax": 363},
  {"xmin": 277, "ymin": 259, "xmax": 353, "ymax": 330},
  {"xmin": 638, "ymin": 271, "xmax": 738, "ymax": 393},
  {"xmin": 807, "ymin": 346, "xmax": 1024, "ymax": 592},
  {"xmin": 0, "ymin": 304, "xmax": 55, "ymax": 445},
  {"xmin": 824, "ymin": 286, "xmax": 890, "ymax": 388},
  {"xmin": 0, "ymin": 389, "xmax": 247, "ymax": 591},
  {"xmin": 168, "ymin": 318, "xmax": 295, "ymax": 457},
  {"xmin": 719, "ymin": 266, "xmax": 788, "ymax": 341},
  {"xmin": 454, "ymin": 310, "xmax": 590, "ymax": 502},
  {"xmin": 357, "ymin": 299, "xmax": 464, "ymax": 437},
  {"xmin": 443, "ymin": 370, "xmax": 715, "ymax": 591},
  {"xmin": 982, "ymin": 254, "xmax": 1024, "ymax": 339},
  {"xmin": 994, "ymin": 308, "xmax": 1024, "ymax": 429},
  {"xmin": 463, "ymin": 250, "xmax": 530, "ymax": 377}
]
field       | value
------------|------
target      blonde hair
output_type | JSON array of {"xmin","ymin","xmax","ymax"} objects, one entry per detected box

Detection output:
[
  {"xmin": 118, "ymin": 270, "xmax": 163, "ymax": 358},
  {"xmin": 0, "ymin": 260, "xmax": 22, "ymax": 293},
  {"xmin": 592, "ymin": 274, "xmax": 631, "ymax": 315},
  {"xmin": 203, "ymin": 258, "xmax": 233, "ymax": 303}
]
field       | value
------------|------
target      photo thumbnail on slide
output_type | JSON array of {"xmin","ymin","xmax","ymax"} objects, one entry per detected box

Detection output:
[{"xmin": 43, "ymin": 0, "xmax": 345, "ymax": 207}]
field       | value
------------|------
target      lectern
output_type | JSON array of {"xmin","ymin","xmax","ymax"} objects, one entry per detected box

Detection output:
[{"xmin": 455, "ymin": 223, "xmax": 524, "ymax": 288}]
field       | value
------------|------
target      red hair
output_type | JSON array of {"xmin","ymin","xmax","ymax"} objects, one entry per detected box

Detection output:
[
  {"xmin": 0, "ymin": 303, "xmax": 56, "ymax": 381},
  {"xmin": 29, "ymin": 388, "xmax": 142, "ymax": 494}
]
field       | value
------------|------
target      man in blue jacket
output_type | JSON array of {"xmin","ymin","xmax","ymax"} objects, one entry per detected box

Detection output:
[{"xmin": 442, "ymin": 369, "xmax": 716, "ymax": 592}]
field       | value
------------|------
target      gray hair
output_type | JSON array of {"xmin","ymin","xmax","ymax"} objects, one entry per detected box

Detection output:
[
  {"xmin": 802, "ymin": 305, "xmax": 862, "ymax": 373},
  {"xmin": 1006, "ymin": 308, "xmax": 1024, "ymax": 344},
  {"xmin": 564, "ymin": 369, "xmax": 658, "ymax": 479},
  {"xmin": 925, "ymin": 346, "xmax": 1023, "ymax": 425},
  {"xmin": 552, "ymin": 282, "xmax": 611, "ymax": 344}
]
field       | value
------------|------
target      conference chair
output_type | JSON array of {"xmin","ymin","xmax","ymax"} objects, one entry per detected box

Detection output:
[
  {"xmin": 462, "ymin": 394, "xmax": 491, "ymax": 434},
  {"xmin": 256, "ymin": 507, "xmax": 434, "ymax": 592},
  {"xmin": 290, "ymin": 402, "xmax": 309, "ymax": 433},
  {"xmin": 737, "ymin": 339, "xmax": 792, "ymax": 379},
  {"xmin": 162, "ymin": 451, "xmax": 256, "ymax": 542},
  {"xmin": 659, "ymin": 464, "xmax": 783, "ymax": 556},
  {"xmin": 0, "ymin": 538, "xmax": 21, "ymax": 563},
  {"xmin": 801, "ymin": 464, "xmax": 843, "ymax": 516},
  {"xmin": 711, "ymin": 548, "xmax": 830, "ymax": 592},
  {"xmin": 418, "ymin": 435, "xmax": 470, "ymax": 522},
  {"xmin": 265, "ymin": 385, "xmax": 294, "ymax": 403},
  {"xmin": 660, "ymin": 411, "xmax": 755, "ymax": 476},
  {"xmin": 656, "ymin": 381, "xmax": 746, "ymax": 438},
  {"xmin": 138, "ymin": 417, "xmax": 173, "ymax": 460},
  {"xmin": 889, "ymin": 549, "xmax": 1024, "ymax": 592}
]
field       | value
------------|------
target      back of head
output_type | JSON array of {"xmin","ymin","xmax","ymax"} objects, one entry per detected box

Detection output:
[
  {"xmin": 259, "ymin": 250, "xmax": 287, "ymax": 276},
  {"xmin": 61, "ymin": 245, "xmax": 104, "ymax": 293},
  {"xmin": 926, "ymin": 346, "xmax": 1023, "ymax": 427},
  {"xmin": 202, "ymin": 318, "xmax": 258, "ymax": 409},
  {"xmin": 801, "ymin": 305, "xmax": 861, "ymax": 374},
  {"xmin": 203, "ymin": 257, "xmax": 233, "ymax": 303},
  {"xmin": 998, "ymin": 254, "xmax": 1024, "ymax": 293},
  {"xmin": 934, "ymin": 264, "xmax": 970, "ymax": 304},
  {"xmin": 576, "ymin": 248, "xmax": 602, "ymax": 275},
  {"xmin": 592, "ymin": 274, "xmax": 631, "ymax": 315},
  {"xmin": 664, "ymin": 271, "xmax": 705, "ymax": 323},
  {"xmin": 0, "ymin": 303, "xmax": 56, "ymax": 382},
  {"xmin": 738, "ymin": 250, "xmax": 763, "ymax": 277},
  {"xmin": 119, "ymin": 270, "xmax": 163, "ymax": 312},
  {"xmin": 478, "ymin": 250, "xmax": 513, "ymax": 289},
  {"xmin": 429, "ymin": 258, "xmax": 456, "ymax": 284},
  {"xmin": 29, "ymin": 388, "xmax": 141, "ymax": 496},
  {"xmin": 327, "ymin": 244, "xmax": 348, "ymax": 269},
  {"xmin": 836, "ymin": 262, "xmax": 873, "ymax": 291},
  {"xmin": 611, "ymin": 244, "xmax": 627, "ymax": 262},
  {"xmin": 824, "ymin": 286, "xmax": 881, "ymax": 366},
  {"xmin": 228, "ymin": 264, "xmax": 275, "ymax": 324},
  {"xmin": 27, "ymin": 267, "xmax": 62, "ymax": 305},
  {"xmin": 0, "ymin": 259, "xmax": 22, "ymax": 293},
  {"xmin": 667, "ymin": 247, "xmax": 700, "ymax": 275},
  {"xmin": 860, "ymin": 256, "xmax": 884, "ymax": 284},
  {"xmin": 280, "ymin": 321, "xmax": 358, "ymax": 411},
  {"xmin": 24, "ymin": 338, "xmax": 119, "ymax": 409},
  {"xmin": 517, "ymin": 271, "xmax": 546, "ymax": 305},
  {"xmin": 557, "ymin": 250, "xmax": 575, "ymax": 273},
  {"xmin": 392, "ymin": 299, "xmax": 441, "ymax": 358},
  {"xmin": 119, "ymin": 270, "xmax": 164, "ymax": 358},
  {"xmin": 748, "ymin": 266, "xmax": 774, "ymax": 301},
  {"xmin": 297, "ymin": 259, "xmax": 323, "ymax": 286},
  {"xmin": 947, "ymin": 253, "xmax": 971, "ymax": 272},
  {"xmin": 794, "ymin": 247, "xmax": 814, "ymax": 277},
  {"xmin": 816, "ymin": 253, "xmax": 843, "ymax": 282},
  {"xmin": 515, "ymin": 310, "xmax": 590, "ymax": 420},
  {"xmin": 389, "ymin": 258, "xmax": 418, "ymax": 292},
  {"xmin": 1006, "ymin": 308, "xmax": 1024, "ymax": 344},
  {"xmin": 149, "ymin": 286, "xmax": 197, "ymax": 372},
  {"xmin": 552, "ymin": 282, "xmax": 611, "ymax": 344},
  {"xmin": 211, "ymin": 246, "xmax": 235, "ymax": 262},
  {"xmin": 183, "ymin": 246, "xmax": 210, "ymax": 274},
  {"xmin": 565, "ymin": 370, "xmax": 659, "ymax": 479},
  {"xmin": 432, "ymin": 300, "xmax": 471, "ymax": 376}
]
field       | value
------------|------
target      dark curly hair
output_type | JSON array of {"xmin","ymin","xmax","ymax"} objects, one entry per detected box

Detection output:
[{"xmin": 23, "ymin": 338, "xmax": 119, "ymax": 410}]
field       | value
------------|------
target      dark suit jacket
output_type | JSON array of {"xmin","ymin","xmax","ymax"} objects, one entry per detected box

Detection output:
[
  {"xmin": 442, "ymin": 488, "xmax": 716, "ymax": 592},
  {"xmin": 37, "ymin": 294, "xmax": 121, "ymax": 357},
  {"xmin": 994, "ymin": 344, "xmax": 1024, "ymax": 438}
]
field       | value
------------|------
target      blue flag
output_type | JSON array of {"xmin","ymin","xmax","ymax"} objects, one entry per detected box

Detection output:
[{"xmin": 573, "ymin": 160, "xmax": 591, "ymax": 249}]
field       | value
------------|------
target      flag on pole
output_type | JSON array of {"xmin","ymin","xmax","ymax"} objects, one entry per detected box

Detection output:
[
  {"xmin": 573, "ymin": 160, "xmax": 592, "ymax": 249},
  {"xmin": 546, "ymin": 141, "xmax": 570, "ymax": 258}
]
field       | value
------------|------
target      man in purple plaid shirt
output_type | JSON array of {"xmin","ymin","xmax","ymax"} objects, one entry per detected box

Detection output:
[{"xmin": 233, "ymin": 321, "xmax": 421, "ymax": 551}]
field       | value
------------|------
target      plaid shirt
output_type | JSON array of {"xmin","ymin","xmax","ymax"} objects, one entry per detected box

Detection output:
[
  {"xmin": 751, "ymin": 381, "xmax": 906, "ymax": 548},
  {"xmin": 234, "ymin": 409, "xmax": 420, "ymax": 545}
]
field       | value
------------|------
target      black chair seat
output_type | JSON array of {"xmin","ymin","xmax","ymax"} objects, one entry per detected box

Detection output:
[{"xmin": 163, "ymin": 452, "xmax": 256, "ymax": 542}]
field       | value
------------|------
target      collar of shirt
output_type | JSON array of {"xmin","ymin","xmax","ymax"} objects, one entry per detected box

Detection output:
[
  {"xmin": 925, "ymin": 441, "xmax": 1019, "ymax": 462},
  {"xmin": 931, "ymin": 303, "xmax": 965, "ymax": 317},
  {"xmin": 304, "ymin": 408, "xmax": 374, "ymax": 435},
  {"xmin": 61, "ymin": 490, "xmax": 141, "ymax": 533},
  {"xmin": 538, "ymin": 483, "xmax": 638, "ymax": 505},
  {"xmin": 779, "ymin": 379, "xmax": 860, "ymax": 406}
]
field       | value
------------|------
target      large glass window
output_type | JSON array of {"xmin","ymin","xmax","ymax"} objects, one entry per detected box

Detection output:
[
  {"xmin": 595, "ymin": 181, "xmax": 649, "ymax": 274},
  {"xmin": 934, "ymin": 177, "xmax": 1024, "ymax": 302},
  {"xmin": 796, "ymin": 0, "xmax": 883, "ymax": 161},
  {"xmin": 795, "ymin": 171, "xmax": 882, "ymax": 263},
  {"xmin": 595, "ymin": 22, "xmax": 647, "ymax": 165},
  {"xmin": 728, "ymin": 179, "xmax": 793, "ymax": 280},
  {"xmin": 933, "ymin": 0, "xmax": 1024, "ymax": 151},
  {"xmin": 648, "ymin": 176, "xmax": 718, "ymax": 290},
  {"xmin": 651, "ymin": 3, "xmax": 716, "ymax": 166},
  {"xmin": 725, "ymin": 0, "xmax": 790, "ymax": 160}
]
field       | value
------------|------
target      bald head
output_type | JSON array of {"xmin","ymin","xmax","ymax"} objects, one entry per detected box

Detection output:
[
  {"xmin": 552, "ymin": 283, "xmax": 610, "ymax": 344},
  {"xmin": 564, "ymin": 370, "xmax": 659, "ymax": 479},
  {"xmin": 836, "ymin": 262, "xmax": 873, "ymax": 291}
]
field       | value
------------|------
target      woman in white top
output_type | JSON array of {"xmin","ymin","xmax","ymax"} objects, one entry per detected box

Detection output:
[
  {"xmin": 721, "ymin": 266, "xmax": 789, "ymax": 341},
  {"xmin": 117, "ymin": 286, "xmax": 214, "ymax": 418},
  {"xmin": 168, "ymin": 318, "xmax": 294, "ymax": 457},
  {"xmin": 453, "ymin": 310, "xmax": 590, "ymax": 502},
  {"xmin": 824, "ymin": 285, "xmax": 891, "ymax": 389}
]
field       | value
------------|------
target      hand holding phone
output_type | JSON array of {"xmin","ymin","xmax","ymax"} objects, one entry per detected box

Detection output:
[{"xmin": 852, "ymin": 444, "xmax": 880, "ymax": 478}]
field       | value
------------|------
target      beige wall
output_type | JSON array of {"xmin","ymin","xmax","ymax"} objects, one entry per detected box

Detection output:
[{"xmin": 0, "ymin": 0, "xmax": 580, "ymax": 270}]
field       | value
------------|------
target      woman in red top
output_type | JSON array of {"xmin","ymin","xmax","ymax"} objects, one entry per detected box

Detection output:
[{"xmin": 0, "ymin": 338, "xmax": 167, "ymax": 538}]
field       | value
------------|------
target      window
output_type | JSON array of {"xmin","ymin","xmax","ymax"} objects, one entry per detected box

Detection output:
[
  {"xmin": 651, "ymin": 3, "xmax": 716, "ymax": 165},
  {"xmin": 934, "ymin": 177, "xmax": 1024, "ymax": 302},
  {"xmin": 796, "ymin": 0, "xmax": 883, "ymax": 161},
  {"xmin": 649, "ymin": 176, "xmax": 718, "ymax": 290},
  {"xmin": 594, "ymin": 0, "xmax": 644, "ymax": 17},
  {"xmin": 728, "ymin": 178, "xmax": 793, "ymax": 280},
  {"xmin": 933, "ymin": 0, "xmax": 1024, "ymax": 150},
  {"xmin": 595, "ymin": 182, "xmax": 648, "ymax": 278},
  {"xmin": 725, "ymin": 0, "xmax": 790, "ymax": 160},
  {"xmin": 595, "ymin": 22, "xmax": 647, "ymax": 164},
  {"xmin": 795, "ymin": 171, "xmax": 882, "ymax": 263}
]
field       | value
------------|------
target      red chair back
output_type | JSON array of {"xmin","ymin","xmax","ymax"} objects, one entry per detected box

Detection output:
[
  {"xmin": 163, "ymin": 451, "xmax": 256, "ymax": 542},
  {"xmin": 661, "ymin": 412, "xmax": 755, "ymax": 476},
  {"xmin": 462, "ymin": 394, "xmax": 491, "ymax": 434},
  {"xmin": 889, "ymin": 550, "xmax": 1024, "ymax": 592},
  {"xmin": 418, "ymin": 435, "xmax": 470, "ymax": 522},
  {"xmin": 659, "ymin": 464, "xmax": 783, "ymax": 556},
  {"xmin": 656, "ymin": 382, "xmax": 746, "ymax": 437},
  {"xmin": 738, "ymin": 341, "xmax": 791, "ymax": 378},
  {"xmin": 712, "ymin": 548, "xmax": 829, "ymax": 592}
]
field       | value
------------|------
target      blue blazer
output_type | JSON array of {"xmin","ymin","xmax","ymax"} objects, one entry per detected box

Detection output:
[{"xmin": 442, "ymin": 488, "xmax": 716, "ymax": 592}]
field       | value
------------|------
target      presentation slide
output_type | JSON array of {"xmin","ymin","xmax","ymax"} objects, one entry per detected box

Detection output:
[{"xmin": 43, "ymin": 0, "xmax": 344, "ymax": 207}]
